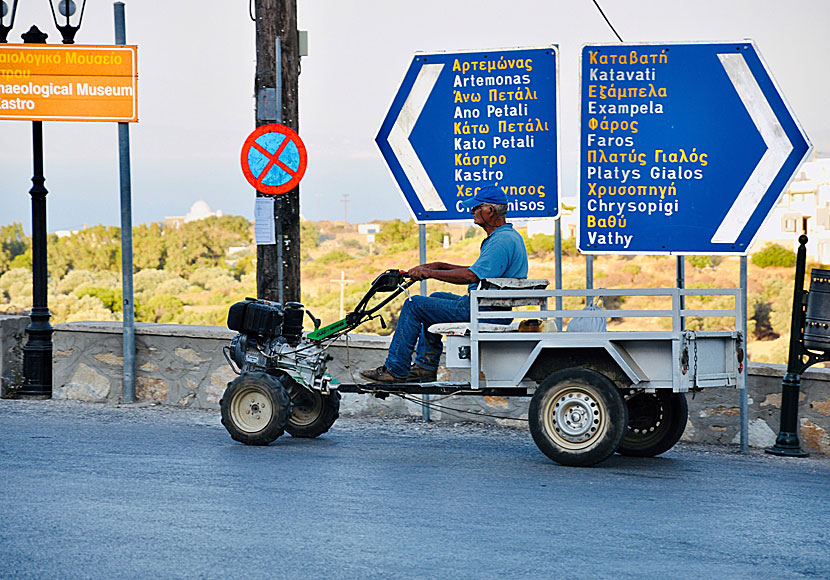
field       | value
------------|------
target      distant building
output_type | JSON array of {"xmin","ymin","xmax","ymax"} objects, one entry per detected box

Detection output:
[
  {"xmin": 358, "ymin": 223, "xmax": 381, "ymax": 235},
  {"xmin": 53, "ymin": 223, "xmax": 88, "ymax": 237},
  {"xmin": 164, "ymin": 201, "xmax": 223, "ymax": 228},
  {"xmin": 522, "ymin": 204, "xmax": 577, "ymax": 239},
  {"xmin": 358, "ymin": 223, "xmax": 381, "ymax": 244},
  {"xmin": 751, "ymin": 156, "xmax": 830, "ymax": 262}
]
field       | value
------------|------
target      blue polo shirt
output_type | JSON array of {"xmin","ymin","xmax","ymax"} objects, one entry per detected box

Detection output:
[{"xmin": 468, "ymin": 224, "xmax": 528, "ymax": 293}]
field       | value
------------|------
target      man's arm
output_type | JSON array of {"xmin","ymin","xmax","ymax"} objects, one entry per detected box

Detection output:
[
  {"xmin": 408, "ymin": 264, "xmax": 478, "ymax": 285},
  {"xmin": 419, "ymin": 261, "xmax": 469, "ymax": 271}
]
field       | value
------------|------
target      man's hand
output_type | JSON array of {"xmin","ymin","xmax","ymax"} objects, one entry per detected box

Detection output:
[{"xmin": 407, "ymin": 265, "xmax": 431, "ymax": 281}]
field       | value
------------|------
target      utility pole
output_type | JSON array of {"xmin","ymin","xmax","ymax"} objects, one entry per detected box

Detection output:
[
  {"xmin": 329, "ymin": 270, "xmax": 354, "ymax": 319},
  {"xmin": 254, "ymin": 0, "xmax": 301, "ymax": 303},
  {"xmin": 341, "ymin": 193, "xmax": 350, "ymax": 223}
]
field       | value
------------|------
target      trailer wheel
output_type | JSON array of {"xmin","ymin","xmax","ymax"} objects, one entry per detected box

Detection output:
[
  {"xmin": 285, "ymin": 380, "xmax": 341, "ymax": 438},
  {"xmin": 529, "ymin": 368, "xmax": 627, "ymax": 467},
  {"xmin": 220, "ymin": 372, "xmax": 291, "ymax": 445},
  {"xmin": 617, "ymin": 391, "xmax": 688, "ymax": 457}
]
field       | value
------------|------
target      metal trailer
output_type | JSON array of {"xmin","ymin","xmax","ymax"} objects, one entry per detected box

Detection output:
[{"xmin": 218, "ymin": 275, "xmax": 745, "ymax": 467}]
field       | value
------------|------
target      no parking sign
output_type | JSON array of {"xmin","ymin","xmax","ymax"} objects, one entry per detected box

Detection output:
[{"xmin": 241, "ymin": 124, "xmax": 307, "ymax": 195}]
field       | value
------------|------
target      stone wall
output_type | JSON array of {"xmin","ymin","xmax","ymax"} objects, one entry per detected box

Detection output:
[
  {"xmin": 3, "ymin": 320, "xmax": 830, "ymax": 454},
  {"xmin": 0, "ymin": 315, "xmax": 27, "ymax": 398},
  {"xmin": 685, "ymin": 365, "xmax": 830, "ymax": 454}
]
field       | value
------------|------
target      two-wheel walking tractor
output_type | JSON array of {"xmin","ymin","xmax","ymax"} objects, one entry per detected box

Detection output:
[{"xmin": 219, "ymin": 269, "xmax": 745, "ymax": 466}]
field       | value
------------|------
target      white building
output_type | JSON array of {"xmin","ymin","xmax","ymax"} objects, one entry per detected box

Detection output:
[
  {"xmin": 164, "ymin": 201, "xmax": 224, "ymax": 228},
  {"xmin": 751, "ymin": 156, "xmax": 830, "ymax": 262},
  {"xmin": 523, "ymin": 203, "xmax": 578, "ymax": 239},
  {"xmin": 357, "ymin": 223, "xmax": 381, "ymax": 235}
]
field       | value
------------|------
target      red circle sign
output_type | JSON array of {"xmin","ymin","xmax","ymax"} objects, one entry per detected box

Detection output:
[{"xmin": 240, "ymin": 124, "xmax": 308, "ymax": 195}]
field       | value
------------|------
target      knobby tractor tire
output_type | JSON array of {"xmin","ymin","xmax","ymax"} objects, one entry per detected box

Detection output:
[
  {"xmin": 617, "ymin": 391, "xmax": 689, "ymax": 457},
  {"xmin": 529, "ymin": 368, "xmax": 628, "ymax": 467},
  {"xmin": 220, "ymin": 372, "xmax": 291, "ymax": 446},
  {"xmin": 284, "ymin": 378, "xmax": 341, "ymax": 439}
]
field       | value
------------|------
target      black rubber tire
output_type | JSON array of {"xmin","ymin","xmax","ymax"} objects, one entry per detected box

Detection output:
[
  {"xmin": 617, "ymin": 391, "xmax": 689, "ymax": 457},
  {"xmin": 220, "ymin": 372, "xmax": 291, "ymax": 445},
  {"xmin": 529, "ymin": 368, "xmax": 628, "ymax": 467},
  {"xmin": 284, "ymin": 380, "xmax": 341, "ymax": 438}
]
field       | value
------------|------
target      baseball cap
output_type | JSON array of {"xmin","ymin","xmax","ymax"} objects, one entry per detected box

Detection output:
[{"xmin": 460, "ymin": 185, "xmax": 509, "ymax": 209}]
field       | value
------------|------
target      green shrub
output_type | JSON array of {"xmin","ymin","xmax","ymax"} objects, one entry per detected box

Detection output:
[
  {"xmin": 688, "ymin": 255, "xmax": 722, "ymax": 269},
  {"xmin": 318, "ymin": 250, "xmax": 352, "ymax": 264},
  {"xmin": 75, "ymin": 287, "xmax": 123, "ymax": 313},
  {"xmin": 137, "ymin": 294, "xmax": 184, "ymax": 323},
  {"xmin": 525, "ymin": 234, "xmax": 556, "ymax": 255},
  {"xmin": 525, "ymin": 234, "xmax": 578, "ymax": 257},
  {"xmin": 752, "ymin": 244, "xmax": 796, "ymax": 268}
]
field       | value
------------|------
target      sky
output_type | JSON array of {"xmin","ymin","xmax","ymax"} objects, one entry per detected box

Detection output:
[{"xmin": 0, "ymin": 0, "xmax": 828, "ymax": 232}]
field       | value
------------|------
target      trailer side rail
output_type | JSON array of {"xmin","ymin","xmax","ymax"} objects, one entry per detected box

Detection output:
[{"xmin": 467, "ymin": 287, "xmax": 743, "ymax": 390}]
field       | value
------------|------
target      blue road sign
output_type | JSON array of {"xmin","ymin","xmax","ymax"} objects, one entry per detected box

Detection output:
[
  {"xmin": 377, "ymin": 47, "xmax": 559, "ymax": 222},
  {"xmin": 579, "ymin": 42, "xmax": 812, "ymax": 255}
]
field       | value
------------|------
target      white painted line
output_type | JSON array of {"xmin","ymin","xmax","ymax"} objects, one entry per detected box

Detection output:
[
  {"xmin": 711, "ymin": 53, "xmax": 792, "ymax": 244},
  {"xmin": 388, "ymin": 63, "xmax": 447, "ymax": 212}
]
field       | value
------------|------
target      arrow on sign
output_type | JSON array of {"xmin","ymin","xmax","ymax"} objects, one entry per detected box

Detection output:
[
  {"xmin": 378, "ymin": 47, "xmax": 559, "ymax": 222},
  {"xmin": 711, "ymin": 53, "xmax": 793, "ymax": 244},
  {"xmin": 387, "ymin": 63, "xmax": 447, "ymax": 212}
]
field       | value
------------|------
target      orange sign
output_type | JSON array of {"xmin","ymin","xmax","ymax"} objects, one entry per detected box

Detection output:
[{"xmin": 0, "ymin": 44, "xmax": 138, "ymax": 122}]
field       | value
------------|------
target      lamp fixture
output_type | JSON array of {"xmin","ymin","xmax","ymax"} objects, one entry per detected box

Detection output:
[
  {"xmin": 0, "ymin": 0, "xmax": 18, "ymax": 43},
  {"xmin": 49, "ymin": 0, "xmax": 86, "ymax": 44}
]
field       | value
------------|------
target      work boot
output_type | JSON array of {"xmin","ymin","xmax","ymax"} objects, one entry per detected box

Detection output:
[
  {"xmin": 359, "ymin": 365, "xmax": 407, "ymax": 383},
  {"xmin": 406, "ymin": 365, "xmax": 437, "ymax": 383}
]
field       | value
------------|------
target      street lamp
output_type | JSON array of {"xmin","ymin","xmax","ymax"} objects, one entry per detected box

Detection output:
[
  {"xmin": 2, "ymin": 2, "xmax": 86, "ymax": 398},
  {"xmin": 49, "ymin": 0, "xmax": 85, "ymax": 44},
  {"xmin": 0, "ymin": 0, "xmax": 18, "ymax": 43}
]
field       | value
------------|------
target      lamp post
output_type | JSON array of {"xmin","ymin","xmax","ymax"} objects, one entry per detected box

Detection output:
[
  {"xmin": 6, "ymin": 1, "xmax": 86, "ymax": 398},
  {"xmin": 18, "ymin": 24, "xmax": 52, "ymax": 399}
]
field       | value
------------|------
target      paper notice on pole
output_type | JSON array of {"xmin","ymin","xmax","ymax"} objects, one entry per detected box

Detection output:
[{"xmin": 254, "ymin": 197, "xmax": 276, "ymax": 245}]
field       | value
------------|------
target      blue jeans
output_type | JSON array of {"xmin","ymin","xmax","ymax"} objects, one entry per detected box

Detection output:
[{"xmin": 384, "ymin": 291, "xmax": 470, "ymax": 378}]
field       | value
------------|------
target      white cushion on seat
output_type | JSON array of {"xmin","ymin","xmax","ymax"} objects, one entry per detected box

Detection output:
[
  {"xmin": 479, "ymin": 278, "xmax": 550, "ymax": 289},
  {"xmin": 428, "ymin": 321, "xmax": 520, "ymax": 336}
]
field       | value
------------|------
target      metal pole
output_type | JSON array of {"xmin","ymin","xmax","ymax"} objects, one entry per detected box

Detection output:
[
  {"xmin": 276, "ymin": 218, "xmax": 284, "ymax": 304},
  {"xmin": 586, "ymin": 255, "xmax": 594, "ymax": 291},
  {"xmin": 767, "ymin": 234, "xmax": 809, "ymax": 457},
  {"xmin": 676, "ymin": 256, "xmax": 685, "ymax": 331},
  {"xmin": 739, "ymin": 256, "xmax": 748, "ymax": 452},
  {"xmin": 419, "ymin": 224, "xmax": 430, "ymax": 422},
  {"xmin": 19, "ymin": 26, "xmax": 52, "ymax": 399},
  {"xmin": 114, "ymin": 2, "xmax": 135, "ymax": 404},
  {"xmin": 275, "ymin": 37, "xmax": 282, "ymax": 121},
  {"xmin": 554, "ymin": 219, "xmax": 563, "ymax": 330}
]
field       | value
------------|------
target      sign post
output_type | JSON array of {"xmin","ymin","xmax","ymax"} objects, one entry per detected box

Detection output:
[
  {"xmin": 0, "ymin": 38, "xmax": 138, "ymax": 399},
  {"xmin": 377, "ymin": 46, "xmax": 560, "ymax": 222},
  {"xmin": 114, "ymin": 2, "xmax": 136, "ymax": 404},
  {"xmin": 579, "ymin": 41, "xmax": 811, "ymax": 255}
]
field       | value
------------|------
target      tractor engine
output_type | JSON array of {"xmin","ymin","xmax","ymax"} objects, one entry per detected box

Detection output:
[{"xmin": 224, "ymin": 298, "xmax": 332, "ymax": 392}]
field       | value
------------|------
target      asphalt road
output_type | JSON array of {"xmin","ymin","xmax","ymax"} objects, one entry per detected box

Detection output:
[{"xmin": 1, "ymin": 399, "xmax": 829, "ymax": 580}]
